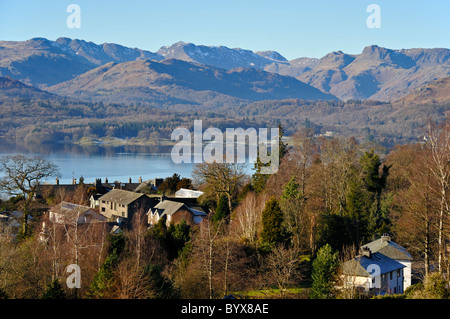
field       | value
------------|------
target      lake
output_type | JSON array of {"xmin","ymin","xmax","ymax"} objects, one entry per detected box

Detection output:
[{"xmin": 0, "ymin": 142, "xmax": 253, "ymax": 185}]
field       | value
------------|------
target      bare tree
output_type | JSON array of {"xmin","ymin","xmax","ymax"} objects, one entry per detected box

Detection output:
[
  {"xmin": 264, "ymin": 244, "xmax": 302, "ymax": 298},
  {"xmin": 192, "ymin": 162, "xmax": 246, "ymax": 211},
  {"xmin": 424, "ymin": 120, "xmax": 450, "ymax": 273},
  {"xmin": 0, "ymin": 155, "xmax": 60, "ymax": 236},
  {"xmin": 232, "ymin": 191, "xmax": 265, "ymax": 244}
]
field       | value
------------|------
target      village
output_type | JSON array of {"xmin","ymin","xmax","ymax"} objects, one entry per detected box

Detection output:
[{"xmin": 0, "ymin": 170, "xmax": 417, "ymax": 298}]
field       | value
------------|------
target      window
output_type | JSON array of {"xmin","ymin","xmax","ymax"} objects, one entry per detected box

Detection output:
[
  {"xmin": 382, "ymin": 274, "xmax": 386, "ymax": 282},
  {"xmin": 397, "ymin": 270, "xmax": 401, "ymax": 277},
  {"xmin": 390, "ymin": 272, "xmax": 393, "ymax": 280},
  {"xmin": 101, "ymin": 207, "xmax": 105, "ymax": 212}
]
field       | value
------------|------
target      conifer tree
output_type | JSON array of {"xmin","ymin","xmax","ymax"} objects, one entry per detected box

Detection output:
[
  {"xmin": 310, "ymin": 244, "xmax": 338, "ymax": 299},
  {"xmin": 42, "ymin": 279, "xmax": 66, "ymax": 299},
  {"xmin": 260, "ymin": 197, "xmax": 289, "ymax": 246}
]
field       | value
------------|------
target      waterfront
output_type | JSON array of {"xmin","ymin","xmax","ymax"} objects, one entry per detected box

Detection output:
[{"xmin": 0, "ymin": 142, "xmax": 195, "ymax": 185}]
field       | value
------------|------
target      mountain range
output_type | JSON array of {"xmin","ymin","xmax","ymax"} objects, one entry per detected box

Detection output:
[{"xmin": 0, "ymin": 37, "xmax": 449, "ymax": 106}]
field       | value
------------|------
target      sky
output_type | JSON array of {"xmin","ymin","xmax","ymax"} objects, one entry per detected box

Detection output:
[{"xmin": 0, "ymin": 0, "xmax": 449, "ymax": 60}]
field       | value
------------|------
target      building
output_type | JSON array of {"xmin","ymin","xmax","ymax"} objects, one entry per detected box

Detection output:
[
  {"xmin": 343, "ymin": 247, "xmax": 406, "ymax": 295},
  {"xmin": 147, "ymin": 199, "xmax": 207, "ymax": 226},
  {"xmin": 361, "ymin": 234, "xmax": 413, "ymax": 290},
  {"xmin": 98, "ymin": 189, "xmax": 156, "ymax": 223},
  {"xmin": 40, "ymin": 201, "xmax": 107, "ymax": 243},
  {"xmin": 49, "ymin": 201, "xmax": 107, "ymax": 225}
]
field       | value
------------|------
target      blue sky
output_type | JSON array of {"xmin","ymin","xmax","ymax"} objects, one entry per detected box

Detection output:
[{"xmin": 0, "ymin": 0, "xmax": 449, "ymax": 60}]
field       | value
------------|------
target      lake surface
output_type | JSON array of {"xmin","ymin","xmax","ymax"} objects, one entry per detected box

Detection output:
[{"xmin": 0, "ymin": 142, "xmax": 253, "ymax": 185}]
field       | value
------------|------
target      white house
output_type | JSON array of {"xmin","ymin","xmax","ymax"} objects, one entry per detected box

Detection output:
[
  {"xmin": 342, "ymin": 247, "xmax": 406, "ymax": 295},
  {"xmin": 361, "ymin": 234, "xmax": 413, "ymax": 290}
]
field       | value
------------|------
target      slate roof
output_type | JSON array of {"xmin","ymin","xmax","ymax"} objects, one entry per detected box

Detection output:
[
  {"xmin": 99, "ymin": 189, "xmax": 145, "ymax": 206},
  {"xmin": 153, "ymin": 200, "xmax": 185, "ymax": 217},
  {"xmin": 151, "ymin": 200, "xmax": 207, "ymax": 218},
  {"xmin": 343, "ymin": 252, "xmax": 406, "ymax": 277},
  {"xmin": 51, "ymin": 201, "xmax": 106, "ymax": 223},
  {"xmin": 362, "ymin": 237, "xmax": 413, "ymax": 261}
]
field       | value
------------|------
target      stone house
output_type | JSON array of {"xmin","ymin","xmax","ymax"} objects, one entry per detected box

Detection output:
[{"xmin": 98, "ymin": 189, "xmax": 157, "ymax": 223}]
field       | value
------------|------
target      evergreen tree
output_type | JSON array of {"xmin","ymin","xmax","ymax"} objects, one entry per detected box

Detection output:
[
  {"xmin": 279, "ymin": 177, "xmax": 304, "ymax": 247},
  {"xmin": 144, "ymin": 263, "xmax": 180, "ymax": 299},
  {"xmin": 359, "ymin": 150, "xmax": 391, "ymax": 237},
  {"xmin": 166, "ymin": 219, "xmax": 191, "ymax": 260},
  {"xmin": 212, "ymin": 194, "xmax": 230, "ymax": 224},
  {"xmin": 310, "ymin": 244, "xmax": 338, "ymax": 299},
  {"xmin": 345, "ymin": 178, "xmax": 366, "ymax": 244},
  {"xmin": 87, "ymin": 233, "xmax": 125, "ymax": 298},
  {"xmin": 260, "ymin": 197, "xmax": 289, "ymax": 246},
  {"xmin": 41, "ymin": 279, "xmax": 66, "ymax": 299}
]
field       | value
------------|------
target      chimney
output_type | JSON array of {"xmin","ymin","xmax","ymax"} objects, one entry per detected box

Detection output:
[
  {"xmin": 129, "ymin": 177, "xmax": 132, "ymax": 184},
  {"xmin": 360, "ymin": 247, "xmax": 372, "ymax": 258},
  {"xmin": 56, "ymin": 177, "xmax": 59, "ymax": 185},
  {"xmin": 381, "ymin": 233, "xmax": 391, "ymax": 242}
]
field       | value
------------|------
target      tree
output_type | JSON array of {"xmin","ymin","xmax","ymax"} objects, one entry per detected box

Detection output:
[
  {"xmin": 159, "ymin": 173, "xmax": 181, "ymax": 195},
  {"xmin": 260, "ymin": 197, "xmax": 289, "ymax": 246},
  {"xmin": 359, "ymin": 150, "xmax": 391, "ymax": 237},
  {"xmin": 233, "ymin": 191, "xmax": 265, "ymax": 244},
  {"xmin": 212, "ymin": 194, "xmax": 230, "ymax": 225},
  {"xmin": 144, "ymin": 263, "xmax": 180, "ymax": 299},
  {"xmin": 0, "ymin": 155, "xmax": 60, "ymax": 238},
  {"xmin": 279, "ymin": 177, "xmax": 304, "ymax": 248},
  {"xmin": 423, "ymin": 120, "xmax": 450, "ymax": 273},
  {"xmin": 41, "ymin": 279, "xmax": 66, "ymax": 299},
  {"xmin": 192, "ymin": 162, "xmax": 246, "ymax": 212},
  {"xmin": 265, "ymin": 244, "xmax": 302, "ymax": 298},
  {"xmin": 87, "ymin": 233, "xmax": 125, "ymax": 298},
  {"xmin": 310, "ymin": 244, "xmax": 338, "ymax": 299},
  {"xmin": 252, "ymin": 124, "xmax": 288, "ymax": 194}
]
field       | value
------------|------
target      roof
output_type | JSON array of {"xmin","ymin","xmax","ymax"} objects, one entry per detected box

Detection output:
[
  {"xmin": 362, "ymin": 237, "xmax": 413, "ymax": 261},
  {"xmin": 99, "ymin": 189, "xmax": 145, "ymax": 206},
  {"xmin": 343, "ymin": 252, "xmax": 406, "ymax": 277},
  {"xmin": 151, "ymin": 199, "xmax": 207, "ymax": 218},
  {"xmin": 175, "ymin": 188, "xmax": 204, "ymax": 198},
  {"xmin": 153, "ymin": 200, "xmax": 185, "ymax": 217},
  {"xmin": 50, "ymin": 201, "xmax": 106, "ymax": 223}
]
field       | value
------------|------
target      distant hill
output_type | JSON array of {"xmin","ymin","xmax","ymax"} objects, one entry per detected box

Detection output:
[
  {"xmin": 156, "ymin": 41, "xmax": 289, "ymax": 70},
  {"xmin": 47, "ymin": 58, "xmax": 338, "ymax": 107},
  {"xmin": 0, "ymin": 76, "xmax": 56, "ymax": 100},
  {"xmin": 0, "ymin": 37, "xmax": 163, "ymax": 88},
  {"xmin": 396, "ymin": 76, "xmax": 450, "ymax": 105},
  {"xmin": 294, "ymin": 45, "xmax": 450, "ymax": 101},
  {"xmin": 0, "ymin": 37, "xmax": 449, "ymax": 102}
]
